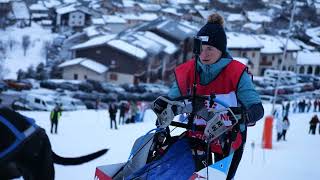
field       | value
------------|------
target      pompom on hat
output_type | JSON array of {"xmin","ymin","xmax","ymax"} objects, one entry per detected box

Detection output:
[{"xmin": 197, "ymin": 13, "xmax": 227, "ymax": 54}]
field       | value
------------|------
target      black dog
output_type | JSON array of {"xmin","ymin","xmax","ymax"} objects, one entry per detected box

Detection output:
[{"xmin": 0, "ymin": 108, "xmax": 108, "ymax": 180}]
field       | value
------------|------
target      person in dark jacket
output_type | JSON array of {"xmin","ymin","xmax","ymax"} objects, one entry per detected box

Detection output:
[
  {"xmin": 119, "ymin": 102, "xmax": 127, "ymax": 125},
  {"xmin": 164, "ymin": 13, "xmax": 264, "ymax": 180},
  {"xmin": 50, "ymin": 105, "xmax": 61, "ymax": 134},
  {"xmin": 109, "ymin": 102, "xmax": 118, "ymax": 129},
  {"xmin": 282, "ymin": 115, "xmax": 290, "ymax": 141},
  {"xmin": 309, "ymin": 115, "xmax": 319, "ymax": 135}
]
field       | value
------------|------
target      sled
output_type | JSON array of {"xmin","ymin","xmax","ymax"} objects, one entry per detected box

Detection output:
[{"xmin": 95, "ymin": 95, "xmax": 242, "ymax": 180}]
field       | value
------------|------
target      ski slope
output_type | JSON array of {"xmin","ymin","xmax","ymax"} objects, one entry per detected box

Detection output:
[{"xmin": 19, "ymin": 103, "xmax": 320, "ymax": 180}]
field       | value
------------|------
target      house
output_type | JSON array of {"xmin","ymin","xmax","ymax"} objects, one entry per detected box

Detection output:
[
  {"xmin": 29, "ymin": 2, "xmax": 49, "ymax": 22},
  {"xmin": 296, "ymin": 50, "xmax": 320, "ymax": 76},
  {"xmin": 275, "ymin": 36, "xmax": 300, "ymax": 71},
  {"xmin": 0, "ymin": 0, "xmax": 11, "ymax": 28},
  {"xmin": 102, "ymin": 15, "xmax": 127, "ymax": 33},
  {"xmin": 54, "ymin": 3, "xmax": 92, "ymax": 32},
  {"xmin": 70, "ymin": 35, "xmax": 149, "ymax": 84},
  {"xmin": 58, "ymin": 58, "xmax": 109, "ymax": 82},
  {"xmin": 10, "ymin": 0, "xmax": 30, "ymax": 27},
  {"xmin": 119, "ymin": 13, "xmax": 158, "ymax": 27},
  {"xmin": 135, "ymin": 2, "xmax": 162, "ymax": 13},
  {"xmin": 227, "ymin": 32, "xmax": 263, "ymax": 75},
  {"xmin": 226, "ymin": 13, "xmax": 246, "ymax": 31},
  {"xmin": 137, "ymin": 18, "xmax": 197, "ymax": 65},
  {"xmin": 254, "ymin": 34, "xmax": 284, "ymax": 75}
]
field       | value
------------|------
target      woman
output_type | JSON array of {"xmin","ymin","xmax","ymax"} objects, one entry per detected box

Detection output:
[{"xmin": 167, "ymin": 13, "xmax": 264, "ymax": 180}]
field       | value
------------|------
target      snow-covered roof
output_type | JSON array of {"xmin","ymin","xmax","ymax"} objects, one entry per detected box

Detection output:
[
  {"xmin": 243, "ymin": 23, "xmax": 262, "ymax": 31},
  {"xmin": 120, "ymin": 13, "xmax": 158, "ymax": 21},
  {"xmin": 31, "ymin": 13, "xmax": 49, "ymax": 19},
  {"xmin": 43, "ymin": 0, "xmax": 61, "ymax": 8},
  {"xmin": 71, "ymin": 34, "xmax": 116, "ymax": 50},
  {"xmin": 167, "ymin": 0, "xmax": 194, "ymax": 4},
  {"xmin": 56, "ymin": 4, "xmax": 91, "ymax": 15},
  {"xmin": 11, "ymin": 1, "xmax": 30, "ymax": 19},
  {"xmin": 107, "ymin": 39, "xmax": 147, "ymax": 60},
  {"xmin": 254, "ymin": 35, "xmax": 283, "ymax": 54},
  {"xmin": 102, "ymin": 15, "xmax": 126, "ymax": 24},
  {"xmin": 122, "ymin": 0, "xmax": 135, "ymax": 7},
  {"xmin": 58, "ymin": 58, "xmax": 108, "ymax": 74},
  {"xmin": 246, "ymin": 11, "xmax": 272, "ymax": 23},
  {"xmin": 306, "ymin": 27, "xmax": 320, "ymax": 46},
  {"xmin": 124, "ymin": 33, "xmax": 163, "ymax": 55},
  {"xmin": 198, "ymin": 9, "xmax": 216, "ymax": 19},
  {"xmin": 227, "ymin": 32, "xmax": 263, "ymax": 49},
  {"xmin": 142, "ymin": 31, "xmax": 178, "ymax": 54},
  {"xmin": 92, "ymin": 18, "xmax": 105, "ymax": 25},
  {"xmin": 297, "ymin": 50, "xmax": 320, "ymax": 65},
  {"xmin": 29, "ymin": 3, "xmax": 48, "ymax": 11},
  {"xmin": 276, "ymin": 36, "xmax": 300, "ymax": 51},
  {"xmin": 293, "ymin": 39, "xmax": 315, "ymax": 51},
  {"xmin": 161, "ymin": 7, "xmax": 183, "ymax": 16},
  {"xmin": 154, "ymin": 20, "xmax": 196, "ymax": 41},
  {"xmin": 136, "ymin": 3, "xmax": 161, "ymax": 11},
  {"xmin": 227, "ymin": 13, "xmax": 246, "ymax": 22}
]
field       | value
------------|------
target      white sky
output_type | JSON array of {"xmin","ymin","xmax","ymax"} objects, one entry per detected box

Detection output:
[{"xmin": 17, "ymin": 103, "xmax": 320, "ymax": 180}]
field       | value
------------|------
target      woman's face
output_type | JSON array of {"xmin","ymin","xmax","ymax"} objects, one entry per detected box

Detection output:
[{"xmin": 199, "ymin": 45, "xmax": 222, "ymax": 65}]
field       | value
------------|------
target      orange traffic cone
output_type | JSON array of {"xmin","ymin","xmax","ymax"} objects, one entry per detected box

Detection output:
[{"xmin": 262, "ymin": 115, "xmax": 273, "ymax": 149}]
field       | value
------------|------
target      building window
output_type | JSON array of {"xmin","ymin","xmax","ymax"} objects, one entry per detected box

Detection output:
[
  {"xmin": 272, "ymin": 56, "xmax": 275, "ymax": 60},
  {"xmin": 307, "ymin": 66, "xmax": 313, "ymax": 74},
  {"xmin": 278, "ymin": 59, "xmax": 282, "ymax": 65},
  {"xmin": 315, "ymin": 66, "xmax": 320, "ymax": 75},
  {"xmin": 84, "ymin": 75, "xmax": 87, "ymax": 79},
  {"xmin": 242, "ymin": 52, "xmax": 247, "ymax": 57},
  {"xmin": 74, "ymin": 74, "xmax": 78, "ymax": 80},
  {"xmin": 96, "ymin": 50, "xmax": 101, "ymax": 54},
  {"xmin": 110, "ymin": 73, "xmax": 118, "ymax": 81},
  {"xmin": 252, "ymin": 52, "xmax": 255, "ymax": 58},
  {"xmin": 299, "ymin": 66, "xmax": 304, "ymax": 74}
]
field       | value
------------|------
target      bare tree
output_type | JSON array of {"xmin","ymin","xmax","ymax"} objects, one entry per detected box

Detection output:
[{"xmin": 22, "ymin": 35, "xmax": 31, "ymax": 56}]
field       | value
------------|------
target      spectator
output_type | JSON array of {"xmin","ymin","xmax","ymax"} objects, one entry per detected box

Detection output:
[
  {"xmin": 50, "ymin": 104, "xmax": 62, "ymax": 134},
  {"xmin": 119, "ymin": 101, "xmax": 127, "ymax": 125},
  {"xmin": 109, "ymin": 102, "xmax": 118, "ymax": 130},
  {"xmin": 130, "ymin": 101, "xmax": 138, "ymax": 123},
  {"xmin": 309, "ymin": 115, "xmax": 319, "ymax": 135},
  {"xmin": 282, "ymin": 115, "xmax": 290, "ymax": 141},
  {"xmin": 306, "ymin": 100, "xmax": 312, "ymax": 112}
]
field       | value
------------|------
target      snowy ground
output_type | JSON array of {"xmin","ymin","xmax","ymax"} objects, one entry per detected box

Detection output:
[
  {"xmin": 0, "ymin": 23, "xmax": 57, "ymax": 79},
  {"xmin": 19, "ymin": 103, "xmax": 320, "ymax": 180}
]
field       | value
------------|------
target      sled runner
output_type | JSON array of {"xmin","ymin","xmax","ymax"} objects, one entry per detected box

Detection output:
[{"xmin": 95, "ymin": 95, "xmax": 244, "ymax": 180}]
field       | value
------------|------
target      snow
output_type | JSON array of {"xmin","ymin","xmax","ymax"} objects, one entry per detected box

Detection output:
[
  {"xmin": 234, "ymin": 57, "xmax": 249, "ymax": 65},
  {"xmin": 29, "ymin": 3, "xmax": 48, "ymax": 11},
  {"xmin": 161, "ymin": 7, "xmax": 183, "ymax": 16},
  {"xmin": 306, "ymin": 27, "xmax": 320, "ymax": 46},
  {"xmin": 16, "ymin": 103, "xmax": 320, "ymax": 180},
  {"xmin": 142, "ymin": 31, "xmax": 178, "ymax": 54},
  {"xmin": 297, "ymin": 50, "xmax": 320, "ymax": 65},
  {"xmin": 136, "ymin": 3, "xmax": 161, "ymax": 11},
  {"xmin": 58, "ymin": 58, "xmax": 108, "ymax": 74},
  {"xmin": 167, "ymin": 0, "xmax": 193, "ymax": 4},
  {"xmin": 71, "ymin": 34, "xmax": 116, "ymax": 50},
  {"xmin": 0, "ymin": 22, "xmax": 57, "ymax": 79},
  {"xmin": 102, "ymin": 15, "xmax": 126, "ymax": 24},
  {"xmin": 254, "ymin": 35, "xmax": 283, "ymax": 54},
  {"xmin": 91, "ymin": 18, "xmax": 105, "ymax": 25},
  {"xmin": 107, "ymin": 39, "xmax": 147, "ymax": 60},
  {"xmin": 11, "ymin": 1, "xmax": 30, "ymax": 19},
  {"xmin": 56, "ymin": 4, "xmax": 77, "ymax": 14},
  {"xmin": 227, "ymin": 32, "xmax": 263, "ymax": 49},
  {"xmin": 120, "ymin": 13, "xmax": 158, "ymax": 21},
  {"xmin": 243, "ymin": 23, "xmax": 262, "ymax": 31},
  {"xmin": 43, "ymin": 0, "xmax": 61, "ymax": 8},
  {"xmin": 276, "ymin": 36, "xmax": 300, "ymax": 51},
  {"xmin": 246, "ymin": 11, "xmax": 272, "ymax": 23},
  {"xmin": 227, "ymin": 14, "xmax": 246, "ymax": 22}
]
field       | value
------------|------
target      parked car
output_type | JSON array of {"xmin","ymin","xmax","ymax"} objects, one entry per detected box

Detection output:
[
  {"xmin": 11, "ymin": 98, "xmax": 32, "ymax": 111},
  {"xmin": 0, "ymin": 80, "xmax": 8, "ymax": 92},
  {"xmin": 12, "ymin": 94, "xmax": 56, "ymax": 111},
  {"xmin": 4, "ymin": 79, "xmax": 32, "ymax": 91}
]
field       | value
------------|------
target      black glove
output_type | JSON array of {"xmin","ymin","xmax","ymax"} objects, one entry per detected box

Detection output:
[{"xmin": 245, "ymin": 103, "xmax": 264, "ymax": 126}]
